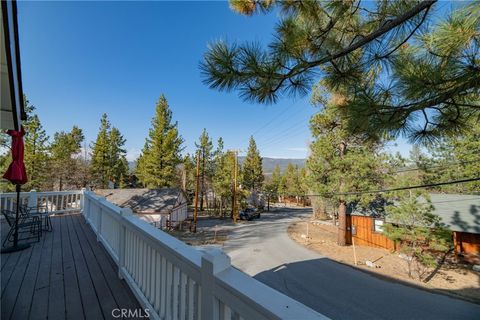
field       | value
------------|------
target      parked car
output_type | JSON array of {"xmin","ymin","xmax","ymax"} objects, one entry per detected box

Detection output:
[{"xmin": 239, "ymin": 208, "xmax": 261, "ymax": 221}]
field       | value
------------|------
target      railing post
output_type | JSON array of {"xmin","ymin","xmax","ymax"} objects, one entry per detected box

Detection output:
[
  {"xmin": 97, "ymin": 197, "xmax": 107, "ymax": 242},
  {"xmin": 84, "ymin": 193, "xmax": 91, "ymax": 221},
  {"xmin": 118, "ymin": 208, "xmax": 133, "ymax": 280},
  {"xmin": 80, "ymin": 188, "xmax": 86, "ymax": 213},
  {"xmin": 200, "ymin": 248, "xmax": 231, "ymax": 320},
  {"xmin": 28, "ymin": 189, "xmax": 37, "ymax": 209}
]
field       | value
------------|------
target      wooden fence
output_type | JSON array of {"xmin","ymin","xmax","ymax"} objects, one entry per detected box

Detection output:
[{"xmin": 350, "ymin": 215, "xmax": 396, "ymax": 250}]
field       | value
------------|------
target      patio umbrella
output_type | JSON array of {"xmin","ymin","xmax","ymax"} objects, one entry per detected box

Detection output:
[{"xmin": 2, "ymin": 126, "xmax": 29, "ymax": 253}]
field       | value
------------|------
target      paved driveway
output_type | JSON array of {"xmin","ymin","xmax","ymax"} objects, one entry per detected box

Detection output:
[{"xmin": 206, "ymin": 207, "xmax": 480, "ymax": 320}]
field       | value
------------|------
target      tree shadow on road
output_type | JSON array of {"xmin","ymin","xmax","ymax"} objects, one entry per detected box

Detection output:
[{"xmin": 253, "ymin": 258, "xmax": 480, "ymax": 320}]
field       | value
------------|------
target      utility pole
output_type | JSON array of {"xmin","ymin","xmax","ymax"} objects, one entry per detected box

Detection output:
[
  {"xmin": 193, "ymin": 151, "xmax": 201, "ymax": 233},
  {"xmin": 232, "ymin": 150, "xmax": 238, "ymax": 223}
]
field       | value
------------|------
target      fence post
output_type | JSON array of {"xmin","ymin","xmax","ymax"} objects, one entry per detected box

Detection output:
[
  {"xmin": 80, "ymin": 188, "xmax": 86, "ymax": 213},
  {"xmin": 28, "ymin": 189, "xmax": 37, "ymax": 208},
  {"xmin": 118, "ymin": 208, "xmax": 133, "ymax": 279},
  {"xmin": 200, "ymin": 248, "xmax": 231, "ymax": 320}
]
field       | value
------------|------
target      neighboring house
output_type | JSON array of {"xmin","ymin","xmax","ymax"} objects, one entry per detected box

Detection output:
[
  {"xmin": 95, "ymin": 188, "xmax": 188, "ymax": 229},
  {"xmin": 346, "ymin": 194, "xmax": 480, "ymax": 261}
]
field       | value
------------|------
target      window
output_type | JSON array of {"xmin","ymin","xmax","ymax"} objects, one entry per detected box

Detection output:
[{"xmin": 373, "ymin": 219, "xmax": 384, "ymax": 233}]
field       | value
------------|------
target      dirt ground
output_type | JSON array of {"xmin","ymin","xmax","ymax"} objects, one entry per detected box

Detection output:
[
  {"xmin": 168, "ymin": 226, "xmax": 228, "ymax": 246},
  {"xmin": 289, "ymin": 220, "xmax": 480, "ymax": 304}
]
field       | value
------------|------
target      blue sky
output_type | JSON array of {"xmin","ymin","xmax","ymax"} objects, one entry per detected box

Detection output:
[{"xmin": 17, "ymin": 1, "xmax": 412, "ymax": 160}]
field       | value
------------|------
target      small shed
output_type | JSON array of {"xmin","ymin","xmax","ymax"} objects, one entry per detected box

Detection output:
[
  {"xmin": 348, "ymin": 194, "xmax": 480, "ymax": 262},
  {"xmin": 95, "ymin": 188, "xmax": 188, "ymax": 229}
]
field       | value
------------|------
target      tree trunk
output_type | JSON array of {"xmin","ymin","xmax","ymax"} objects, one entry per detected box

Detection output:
[
  {"xmin": 337, "ymin": 200, "xmax": 348, "ymax": 246},
  {"xmin": 337, "ymin": 141, "xmax": 351, "ymax": 246}
]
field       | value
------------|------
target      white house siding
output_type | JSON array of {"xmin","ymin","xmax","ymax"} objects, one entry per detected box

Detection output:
[
  {"xmin": 136, "ymin": 203, "xmax": 188, "ymax": 229},
  {"xmin": 171, "ymin": 203, "xmax": 188, "ymax": 224},
  {"xmin": 137, "ymin": 213, "xmax": 165, "ymax": 227}
]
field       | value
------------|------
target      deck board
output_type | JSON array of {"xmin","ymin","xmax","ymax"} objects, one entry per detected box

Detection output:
[
  {"xmin": 0, "ymin": 213, "xmax": 141, "ymax": 320},
  {"xmin": 47, "ymin": 216, "xmax": 66, "ymax": 320},
  {"xmin": 63, "ymin": 214, "xmax": 84, "ymax": 320},
  {"xmin": 10, "ymin": 225, "xmax": 46, "ymax": 320},
  {"xmin": 29, "ymin": 216, "xmax": 54, "ymax": 320}
]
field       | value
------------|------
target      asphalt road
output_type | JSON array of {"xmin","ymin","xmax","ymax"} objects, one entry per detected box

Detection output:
[{"xmin": 210, "ymin": 207, "xmax": 480, "ymax": 320}]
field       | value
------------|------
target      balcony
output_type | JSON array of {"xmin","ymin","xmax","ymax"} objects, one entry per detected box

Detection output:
[
  {"xmin": 1, "ymin": 213, "xmax": 140, "ymax": 320},
  {"xmin": 1, "ymin": 190, "xmax": 325, "ymax": 320}
]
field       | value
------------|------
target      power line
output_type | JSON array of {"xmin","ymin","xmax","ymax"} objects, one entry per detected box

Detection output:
[
  {"xmin": 393, "ymin": 159, "xmax": 479, "ymax": 173},
  {"xmin": 250, "ymin": 101, "xmax": 300, "ymax": 138},
  {"xmin": 257, "ymin": 117, "xmax": 311, "ymax": 147},
  {"xmin": 306, "ymin": 177, "xmax": 480, "ymax": 197}
]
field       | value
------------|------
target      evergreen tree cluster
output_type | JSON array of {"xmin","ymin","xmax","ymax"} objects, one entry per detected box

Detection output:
[
  {"xmin": 0, "ymin": 98, "xmax": 87, "ymax": 191},
  {"xmin": 90, "ymin": 114, "xmax": 129, "ymax": 189}
]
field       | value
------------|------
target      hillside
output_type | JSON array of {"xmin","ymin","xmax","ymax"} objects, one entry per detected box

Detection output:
[{"xmin": 238, "ymin": 157, "xmax": 305, "ymax": 174}]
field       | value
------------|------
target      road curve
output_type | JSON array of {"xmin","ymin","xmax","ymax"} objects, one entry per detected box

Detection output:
[{"xmin": 216, "ymin": 207, "xmax": 480, "ymax": 320}]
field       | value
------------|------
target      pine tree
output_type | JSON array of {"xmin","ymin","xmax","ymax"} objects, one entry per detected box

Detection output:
[
  {"xmin": 201, "ymin": 1, "xmax": 480, "ymax": 142},
  {"xmin": 0, "ymin": 98, "xmax": 49, "ymax": 191},
  {"xmin": 195, "ymin": 129, "xmax": 214, "ymax": 211},
  {"xmin": 181, "ymin": 154, "xmax": 196, "ymax": 202},
  {"xmin": 22, "ymin": 99, "xmax": 50, "ymax": 191},
  {"xmin": 49, "ymin": 126, "xmax": 84, "ymax": 190},
  {"xmin": 307, "ymin": 91, "xmax": 387, "ymax": 245},
  {"xmin": 416, "ymin": 122, "xmax": 480, "ymax": 193},
  {"xmin": 242, "ymin": 136, "xmax": 264, "ymax": 191},
  {"xmin": 136, "ymin": 95, "xmax": 184, "ymax": 188},
  {"xmin": 108, "ymin": 127, "xmax": 128, "ymax": 187},
  {"xmin": 212, "ymin": 149, "xmax": 238, "ymax": 218},
  {"xmin": 90, "ymin": 114, "xmax": 111, "ymax": 188},
  {"xmin": 264, "ymin": 164, "xmax": 281, "ymax": 209}
]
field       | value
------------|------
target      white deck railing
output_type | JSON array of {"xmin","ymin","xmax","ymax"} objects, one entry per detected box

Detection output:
[
  {"xmin": 1, "ymin": 189, "xmax": 325, "ymax": 319},
  {"xmin": 1, "ymin": 189, "xmax": 83, "ymax": 214}
]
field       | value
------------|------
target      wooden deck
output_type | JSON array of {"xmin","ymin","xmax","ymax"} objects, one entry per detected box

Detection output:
[{"xmin": 1, "ymin": 213, "xmax": 141, "ymax": 320}]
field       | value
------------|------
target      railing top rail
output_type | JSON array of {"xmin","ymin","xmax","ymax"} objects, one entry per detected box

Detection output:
[
  {"xmin": 1, "ymin": 190, "xmax": 83, "ymax": 197},
  {"xmin": 216, "ymin": 267, "xmax": 327, "ymax": 320},
  {"xmin": 85, "ymin": 191, "xmax": 203, "ymax": 274}
]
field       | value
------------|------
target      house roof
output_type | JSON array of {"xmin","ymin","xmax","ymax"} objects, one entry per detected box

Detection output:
[
  {"xmin": 349, "ymin": 194, "xmax": 480, "ymax": 234},
  {"xmin": 429, "ymin": 194, "xmax": 480, "ymax": 234},
  {"xmin": 95, "ymin": 188, "xmax": 186, "ymax": 214}
]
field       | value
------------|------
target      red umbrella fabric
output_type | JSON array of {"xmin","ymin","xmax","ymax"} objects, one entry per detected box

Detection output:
[{"xmin": 3, "ymin": 127, "xmax": 28, "ymax": 185}]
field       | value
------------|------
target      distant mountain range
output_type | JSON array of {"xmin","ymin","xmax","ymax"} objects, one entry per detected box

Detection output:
[
  {"xmin": 129, "ymin": 157, "xmax": 305, "ymax": 174},
  {"xmin": 238, "ymin": 157, "xmax": 305, "ymax": 174}
]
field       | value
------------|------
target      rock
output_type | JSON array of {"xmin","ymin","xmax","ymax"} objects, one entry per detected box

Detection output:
[
  {"xmin": 473, "ymin": 265, "xmax": 480, "ymax": 272},
  {"xmin": 399, "ymin": 253, "xmax": 413, "ymax": 261}
]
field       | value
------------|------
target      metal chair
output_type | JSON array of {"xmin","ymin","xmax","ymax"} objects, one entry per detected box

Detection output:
[
  {"xmin": 2, "ymin": 209, "xmax": 42, "ymax": 248},
  {"xmin": 20, "ymin": 204, "xmax": 52, "ymax": 232}
]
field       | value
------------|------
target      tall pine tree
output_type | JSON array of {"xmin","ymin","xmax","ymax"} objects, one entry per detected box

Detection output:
[
  {"xmin": 242, "ymin": 136, "xmax": 263, "ymax": 191},
  {"xmin": 136, "ymin": 95, "xmax": 184, "ymax": 188},
  {"xmin": 307, "ymin": 91, "xmax": 387, "ymax": 245},
  {"xmin": 90, "ymin": 114, "xmax": 112, "ymax": 188},
  {"xmin": 108, "ymin": 127, "xmax": 129, "ymax": 187},
  {"xmin": 195, "ymin": 129, "xmax": 214, "ymax": 211}
]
